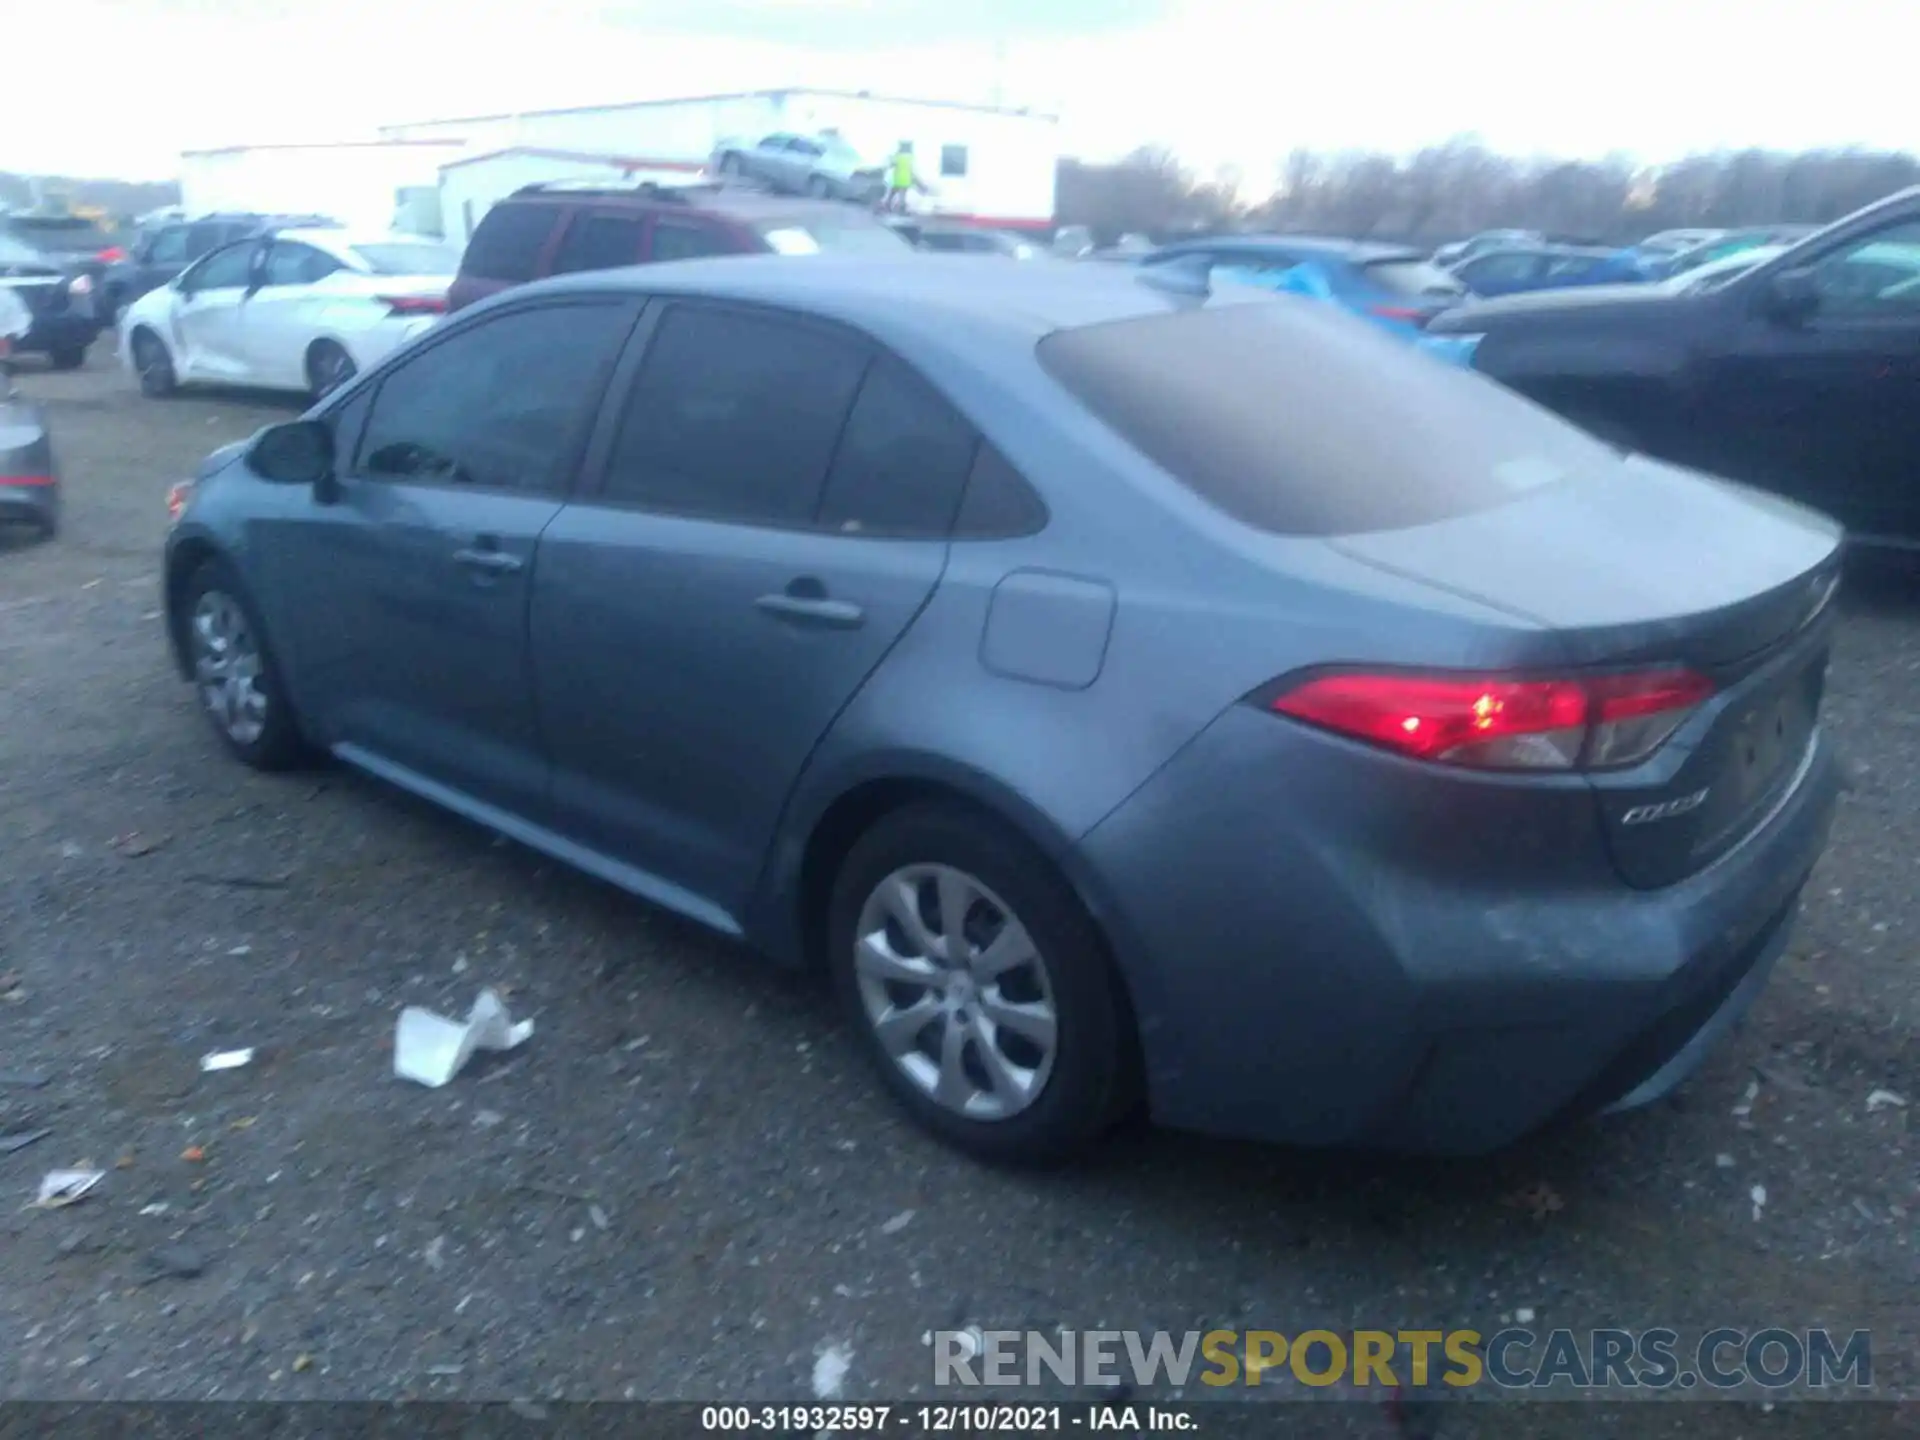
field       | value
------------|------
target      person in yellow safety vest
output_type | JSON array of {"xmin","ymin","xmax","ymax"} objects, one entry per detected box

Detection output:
[{"xmin": 883, "ymin": 142, "xmax": 918, "ymax": 213}]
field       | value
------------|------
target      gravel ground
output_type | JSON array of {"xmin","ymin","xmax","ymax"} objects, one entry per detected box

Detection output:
[{"xmin": 0, "ymin": 346, "xmax": 1914, "ymax": 1431}]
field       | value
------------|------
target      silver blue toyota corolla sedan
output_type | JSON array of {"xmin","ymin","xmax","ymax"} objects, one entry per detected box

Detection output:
[{"xmin": 161, "ymin": 256, "xmax": 1841, "ymax": 1162}]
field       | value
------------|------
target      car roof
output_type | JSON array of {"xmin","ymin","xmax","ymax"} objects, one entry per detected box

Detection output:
[
  {"xmin": 502, "ymin": 253, "xmax": 1278, "ymax": 345},
  {"xmin": 1156, "ymin": 234, "xmax": 1426, "ymax": 264},
  {"xmin": 501, "ymin": 184, "xmax": 877, "ymax": 230}
]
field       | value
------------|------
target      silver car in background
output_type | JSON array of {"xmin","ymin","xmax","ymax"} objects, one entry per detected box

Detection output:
[{"xmin": 712, "ymin": 131, "xmax": 884, "ymax": 202}]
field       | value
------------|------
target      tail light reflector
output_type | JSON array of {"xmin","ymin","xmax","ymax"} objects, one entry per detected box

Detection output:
[
  {"xmin": 380, "ymin": 294, "xmax": 447, "ymax": 316},
  {"xmin": 166, "ymin": 480, "xmax": 194, "ymax": 523},
  {"xmin": 1, "ymin": 474, "xmax": 55, "ymax": 487},
  {"xmin": 1369, "ymin": 304, "xmax": 1426, "ymax": 323},
  {"xmin": 97, "ymin": 247, "xmax": 128, "ymax": 264},
  {"xmin": 1269, "ymin": 668, "xmax": 1714, "ymax": 771}
]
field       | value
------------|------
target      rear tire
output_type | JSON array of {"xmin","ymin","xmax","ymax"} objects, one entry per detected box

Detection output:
[
  {"xmin": 829, "ymin": 804, "xmax": 1133, "ymax": 1164},
  {"xmin": 132, "ymin": 329, "xmax": 177, "ymax": 398},
  {"xmin": 180, "ymin": 558, "xmax": 309, "ymax": 772},
  {"xmin": 48, "ymin": 345, "xmax": 86, "ymax": 371}
]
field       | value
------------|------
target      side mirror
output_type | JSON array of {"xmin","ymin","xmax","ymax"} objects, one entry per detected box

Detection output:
[
  {"xmin": 249, "ymin": 419, "xmax": 335, "ymax": 492},
  {"xmin": 1762, "ymin": 267, "xmax": 1820, "ymax": 324}
]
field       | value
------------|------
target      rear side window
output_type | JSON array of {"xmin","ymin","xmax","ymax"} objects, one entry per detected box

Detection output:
[
  {"xmin": 602, "ymin": 306, "xmax": 867, "ymax": 524},
  {"xmin": 462, "ymin": 203, "xmax": 559, "ymax": 282},
  {"xmin": 651, "ymin": 223, "xmax": 736, "ymax": 262},
  {"xmin": 552, "ymin": 215, "xmax": 644, "ymax": 275},
  {"xmin": 816, "ymin": 361, "xmax": 978, "ymax": 537},
  {"xmin": 1038, "ymin": 302, "xmax": 1600, "ymax": 536},
  {"xmin": 1364, "ymin": 259, "xmax": 1467, "ymax": 296},
  {"xmin": 357, "ymin": 301, "xmax": 631, "ymax": 493},
  {"xmin": 954, "ymin": 445, "xmax": 1049, "ymax": 539}
]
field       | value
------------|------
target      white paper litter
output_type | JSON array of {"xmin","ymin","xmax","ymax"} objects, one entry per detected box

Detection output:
[
  {"xmin": 812, "ymin": 1342, "xmax": 853, "ymax": 1399},
  {"xmin": 1750, "ymin": 1183, "xmax": 1767, "ymax": 1221},
  {"xmin": 879, "ymin": 1209, "xmax": 915, "ymax": 1236},
  {"xmin": 1866, "ymin": 1089, "xmax": 1909, "ymax": 1113},
  {"xmin": 200, "ymin": 1048, "xmax": 254, "ymax": 1072},
  {"xmin": 394, "ymin": 987, "xmax": 533, "ymax": 1088},
  {"xmin": 34, "ymin": 1169, "xmax": 104, "ymax": 1209}
]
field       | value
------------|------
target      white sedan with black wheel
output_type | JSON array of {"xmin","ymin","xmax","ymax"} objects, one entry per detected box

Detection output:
[{"xmin": 119, "ymin": 229, "xmax": 457, "ymax": 402}]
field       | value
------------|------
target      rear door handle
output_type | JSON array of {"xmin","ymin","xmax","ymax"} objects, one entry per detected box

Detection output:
[
  {"xmin": 755, "ymin": 593, "xmax": 865, "ymax": 629},
  {"xmin": 452, "ymin": 545, "xmax": 523, "ymax": 575}
]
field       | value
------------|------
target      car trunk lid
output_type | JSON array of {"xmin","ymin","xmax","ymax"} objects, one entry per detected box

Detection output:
[{"xmin": 1330, "ymin": 453, "xmax": 1842, "ymax": 887}]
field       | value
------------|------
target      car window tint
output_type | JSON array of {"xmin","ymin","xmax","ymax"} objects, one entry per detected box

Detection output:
[
  {"xmin": 262, "ymin": 243, "xmax": 337, "ymax": 286},
  {"xmin": 954, "ymin": 444, "xmax": 1049, "ymax": 539},
  {"xmin": 1039, "ymin": 301, "xmax": 1611, "ymax": 537},
  {"xmin": 552, "ymin": 215, "xmax": 644, "ymax": 275},
  {"xmin": 357, "ymin": 302, "xmax": 630, "ymax": 493},
  {"xmin": 187, "ymin": 243, "xmax": 257, "ymax": 290},
  {"xmin": 651, "ymin": 224, "xmax": 734, "ymax": 262},
  {"xmin": 147, "ymin": 227, "xmax": 191, "ymax": 264},
  {"xmin": 462, "ymin": 203, "xmax": 557, "ymax": 282},
  {"xmin": 1366, "ymin": 259, "xmax": 1467, "ymax": 296},
  {"xmin": 816, "ymin": 360, "xmax": 978, "ymax": 537},
  {"xmin": 183, "ymin": 223, "xmax": 228, "ymax": 258},
  {"xmin": 603, "ymin": 305, "xmax": 866, "ymax": 523},
  {"xmin": 1811, "ymin": 222, "xmax": 1920, "ymax": 314}
]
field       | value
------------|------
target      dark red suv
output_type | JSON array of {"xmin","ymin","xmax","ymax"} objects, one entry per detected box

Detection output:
[{"xmin": 448, "ymin": 181, "xmax": 913, "ymax": 313}]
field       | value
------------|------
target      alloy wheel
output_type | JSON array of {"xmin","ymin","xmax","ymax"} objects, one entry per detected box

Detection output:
[
  {"xmin": 190, "ymin": 590, "xmax": 268, "ymax": 746},
  {"xmin": 852, "ymin": 864, "xmax": 1059, "ymax": 1121}
]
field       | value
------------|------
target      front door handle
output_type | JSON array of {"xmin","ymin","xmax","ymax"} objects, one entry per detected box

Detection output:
[
  {"xmin": 755, "ymin": 591, "xmax": 864, "ymax": 629},
  {"xmin": 452, "ymin": 545, "xmax": 523, "ymax": 575}
]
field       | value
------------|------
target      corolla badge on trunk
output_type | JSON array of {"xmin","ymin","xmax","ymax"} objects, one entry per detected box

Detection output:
[{"xmin": 1621, "ymin": 787, "xmax": 1711, "ymax": 825}]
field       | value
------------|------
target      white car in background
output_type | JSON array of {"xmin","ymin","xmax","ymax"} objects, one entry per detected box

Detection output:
[{"xmin": 120, "ymin": 229, "xmax": 459, "ymax": 401}]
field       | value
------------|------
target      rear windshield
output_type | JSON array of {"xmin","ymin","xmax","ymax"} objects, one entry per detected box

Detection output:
[
  {"xmin": 352, "ymin": 241, "xmax": 461, "ymax": 275},
  {"xmin": 1363, "ymin": 259, "xmax": 1467, "ymax": 297},
  {"xmin": 1037, "ymin": 301, "xmax": 1604, "ymax": 537},
  {"xmin": 755, "ymin": 220, "xmax": 912, "ymax": 257}
]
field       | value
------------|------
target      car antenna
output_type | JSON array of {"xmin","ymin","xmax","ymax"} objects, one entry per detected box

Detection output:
[{"xmin": 1136, "ymin": 255, "xmax": 1212, "ymax": 301}]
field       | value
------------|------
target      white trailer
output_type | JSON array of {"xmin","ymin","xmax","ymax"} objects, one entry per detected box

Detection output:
[
  {"xmin": 383, "ymin": 88, "xmax": 1059, "ymax": 230},
  {"xmin": 436, "ymin": 148, "xmax": 708, "ymax": 247},
  {"xmin": 177, "ymin": 141, "xmax": 465, "ymax": 233}
]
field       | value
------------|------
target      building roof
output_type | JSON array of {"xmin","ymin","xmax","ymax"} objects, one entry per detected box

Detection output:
[
  {"xmin": 180, "ymin": 141, "xmax": 465, "ymax": 158},
  {"xmin": 439, "ymin": 147, "xmax": 707, "ymax": 175},
  {"xmin": 382, "ymin": 87, "xmax": 1059, "ymax": 134}
]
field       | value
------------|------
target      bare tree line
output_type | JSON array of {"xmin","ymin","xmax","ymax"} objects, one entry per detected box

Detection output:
[{"xmin": 1057, "ymin": 137, "xmax": 1920, "ymax": 246}]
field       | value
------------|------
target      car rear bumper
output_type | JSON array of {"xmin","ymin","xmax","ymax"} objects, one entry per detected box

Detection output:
[{"xmin": 1077, "ymin": 703, "xmax": 1839, "ymax": 1155}]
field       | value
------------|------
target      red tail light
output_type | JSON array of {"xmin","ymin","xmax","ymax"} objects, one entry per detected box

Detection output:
[
  {"xmin": 1369, "ymin": 304, "xmax": 1426, "ymax": 323},
  {"xmin": 97, "ymin": 247, "xmax": 128, "ymax": 264},
  {"xmin": 166, "ymin": 480, "xmax": 194, "ymax": 523},
  {"xmin": 380, "ymin": 294, "xmax": 447, "ymax": 316},
  {"xmin": 1269, "ymin": 668, "xmax": 1715, "ymax": 771},
  {"xmin": 0, "ymin": 474, "xmax": 55, "ymax": 487}
]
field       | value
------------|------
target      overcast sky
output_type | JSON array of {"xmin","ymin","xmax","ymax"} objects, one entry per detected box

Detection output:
[{"xmin": 7, "ymin": 0, "xmax": 1912, "ymax": 184}]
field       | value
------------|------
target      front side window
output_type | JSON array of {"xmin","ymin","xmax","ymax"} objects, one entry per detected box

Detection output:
[
  {"xmin": 601, "ymin": 305, "xmax": 866, "ymax": 524},
  {"xmin": 356, "ymin": 302, "xmax": 631, "ymax": 493},
  {"xmin": 1809, "ymin": 221, "xmax": 1920, "ymax": 315}
]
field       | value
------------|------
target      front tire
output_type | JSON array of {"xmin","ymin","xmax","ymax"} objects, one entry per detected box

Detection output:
[
  {"xmin": 180, "ymin": 559, "xmax": 308, "ymax": 771},
  {"xmin": 829, "ymin": 805, "xmax": 1132, "ymax": 1164}
]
